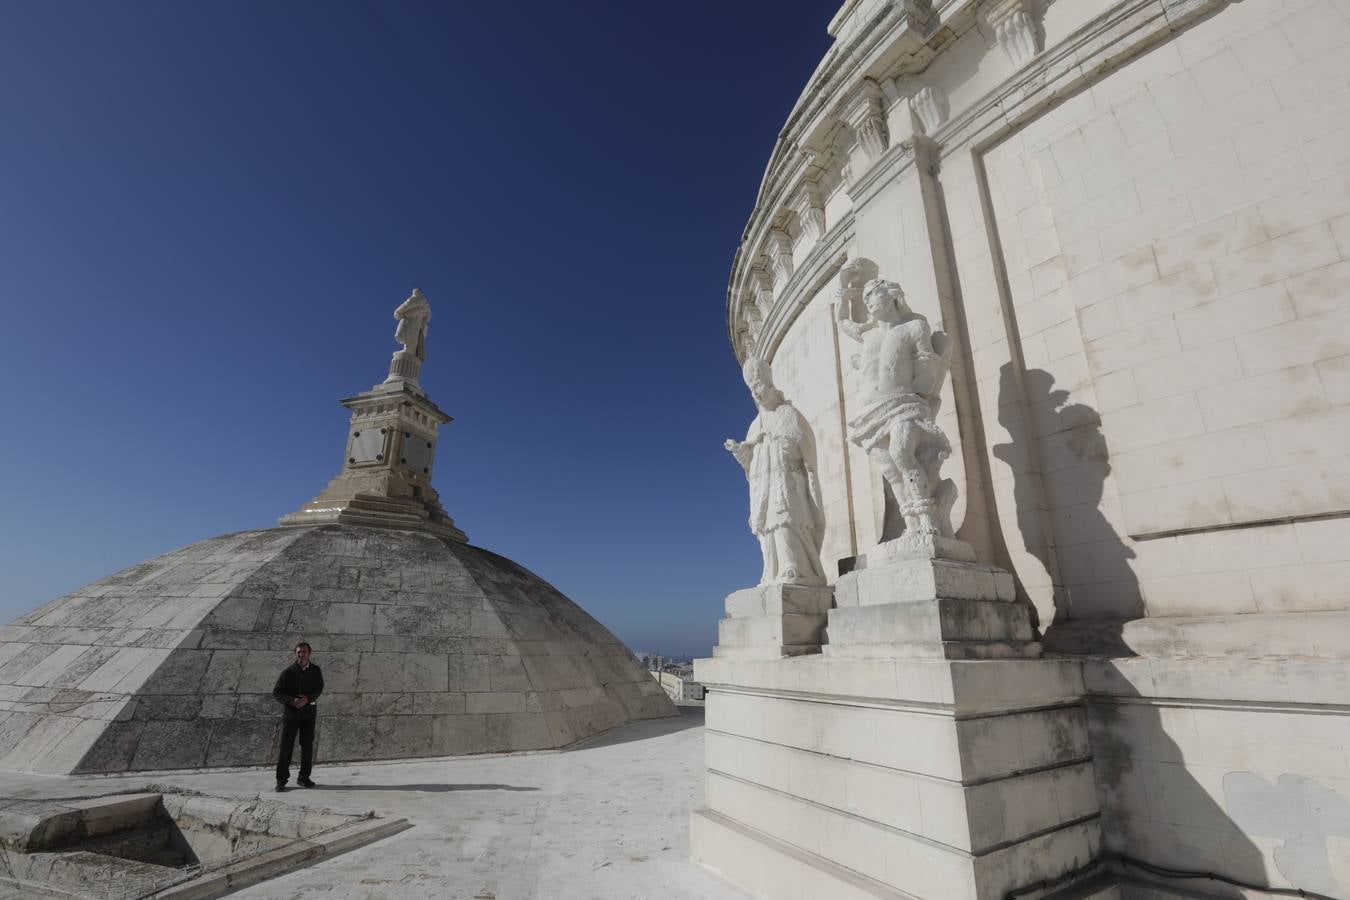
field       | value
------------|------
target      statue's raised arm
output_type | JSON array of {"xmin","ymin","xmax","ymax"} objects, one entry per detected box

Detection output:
[{"xmin": 835, "ymin": 257, "xmax": 879, "ymax": 343}]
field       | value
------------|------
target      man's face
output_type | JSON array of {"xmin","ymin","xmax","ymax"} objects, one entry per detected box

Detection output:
[
  {"xmin": 864, "ymin": 286, "xmax": 892, "ymax": 317},
  {"xmin": 295, "ymin": 646, "xmax": 311, "ymax": 666}
]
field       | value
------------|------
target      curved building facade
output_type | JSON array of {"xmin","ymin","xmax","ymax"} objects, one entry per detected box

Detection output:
[
  {"xmin": 729, "ymin": 0, "xmax": 1350, "ymax": 633},
  {"xmin": 701, "ymin": 0, "xmax": 1350, "ymax": 896}
]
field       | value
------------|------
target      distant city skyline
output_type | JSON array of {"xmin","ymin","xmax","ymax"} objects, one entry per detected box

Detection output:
[{"xmin": 0, "ymin": 1, "xmax": 841, "ymax": 658}]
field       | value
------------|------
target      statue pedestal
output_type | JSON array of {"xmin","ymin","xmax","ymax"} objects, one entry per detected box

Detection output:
[
  {"xmin": 712, "ymin": 583, "xmax": 833, "ymax": 660},
  {"xmin": 826, "ymin": 538, "xmax": 1041, "ymax": 660},
  {"xmin": 691, "ymin": 542, "xmax": 1102, "ymax": 899}
]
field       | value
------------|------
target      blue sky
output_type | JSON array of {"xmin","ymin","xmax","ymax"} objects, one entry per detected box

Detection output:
[{"xmin": 0, "ymin": 1, "xmax": 840, "ymax": 657}]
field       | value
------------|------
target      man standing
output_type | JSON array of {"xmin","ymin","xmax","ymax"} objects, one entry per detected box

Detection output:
[{"xmin": 273, "ymin": 641, "xmax": 323, "ymax": 792}]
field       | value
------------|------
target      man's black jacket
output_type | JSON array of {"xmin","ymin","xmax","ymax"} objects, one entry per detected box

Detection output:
[{"xmin": 272, "ymin": 662, "xmax": 324, "ymax": 721}]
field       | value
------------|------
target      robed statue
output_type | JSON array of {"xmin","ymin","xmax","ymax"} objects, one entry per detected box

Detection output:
[
  {"xmin": 393, "ymin": 288, "xmax": 431, "ymax": 361},
  {"xmin": 725, "ymin": 357, "xmax": 826, "ymax": 586},
  {"xmin": 836, "ymin": 258, "xmax": 957, "ymax": 541}
]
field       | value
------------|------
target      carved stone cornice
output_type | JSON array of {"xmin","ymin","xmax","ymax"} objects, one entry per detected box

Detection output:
[
  {"xmin": 985, "ymin": 0, "xmax": 1041, "ymax": 68},
  {"xmin": 749, "ymin": 210, "xmax": 856, "ymax": 364},
  {"xmin": 791, "ymin": 181, "xmax": 827, "ymax": 245}
]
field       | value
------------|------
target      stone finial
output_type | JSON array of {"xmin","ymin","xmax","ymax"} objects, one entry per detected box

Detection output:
[
  {"xmin": 279, "ymin": 287, "xmax": 466, "ymax": 541},
  {"xmin": 385, "ymin": 288, "xmax": 432, "ymax": 389}
]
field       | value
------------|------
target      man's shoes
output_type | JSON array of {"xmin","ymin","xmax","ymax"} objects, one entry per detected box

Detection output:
[
  {"xmin": 275, "ymin": 783, "xmax": 287, "ymax": 792},
  {"xmin": 297, "ymin": 777, "xmax": 316, "ymax": 788}
]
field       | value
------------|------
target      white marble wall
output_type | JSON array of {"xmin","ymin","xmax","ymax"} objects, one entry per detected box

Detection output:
[
  {"xmin": 725, "ymin": 0, "xmax": 1350, "ymax": 893},
  {"xmin": 740, "ymin": 0, "xmax": 1350, "ymax": 623},
  {"xmin": 967, "ymin": 0, "xmax": 1350, "ymax": 625}
]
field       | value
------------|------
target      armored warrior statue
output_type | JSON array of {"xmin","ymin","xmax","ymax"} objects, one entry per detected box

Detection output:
[
  {"xmin": 836, "ymin": 258, "xmax": 957, "ymax": 541},
  {"xmin": 725, "ymin": 357, "xmax": 827, "ymax": 586}
]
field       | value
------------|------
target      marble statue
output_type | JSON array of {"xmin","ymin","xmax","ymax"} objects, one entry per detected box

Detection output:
[
  {"xmin": 393, "ymin": 288, "xmax": 431, "ymax": 360},
  {"xmin": 836, "ymin": 258, "xmax": 957, "ymax": 541},
  {"xmin": 725, "ymin": 357, "xmax": 826, "ymax": 586},
  {"xmin": 383, "ymin": 288, "xmax": 432, "ymax": 388}
]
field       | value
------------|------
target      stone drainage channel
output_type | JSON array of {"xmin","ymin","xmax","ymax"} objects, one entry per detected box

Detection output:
[{"xmin": 0, "ymin": 789, "xmax": 409, "ymax": 898}]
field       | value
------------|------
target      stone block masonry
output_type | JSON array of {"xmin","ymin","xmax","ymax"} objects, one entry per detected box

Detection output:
[{"xmin": 0, "ymin": 524, "xmax": 675, "ymax": 774}]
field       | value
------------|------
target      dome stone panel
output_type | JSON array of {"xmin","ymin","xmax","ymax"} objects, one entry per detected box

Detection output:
[{"xmin": 0, "ymin": 524, "xmax": 675, "ymax": 774}]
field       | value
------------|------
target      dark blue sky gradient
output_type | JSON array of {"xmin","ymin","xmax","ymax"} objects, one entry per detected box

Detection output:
[{"xmin": 0, "ymin": 1, "xmax": 840, "ymax": 656}]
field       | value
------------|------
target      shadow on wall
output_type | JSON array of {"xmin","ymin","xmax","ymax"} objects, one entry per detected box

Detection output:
[
  {"xmin": 990, "ymin": 373, "xmax": 1337, "ymax": 893},
  {"xmin": 1091, "ymin": 680, "xmax": 1293, "ymax": 896},
  {"xmin": 992, "ymin": 363, "xmax": 1144, "ymax": 651}
]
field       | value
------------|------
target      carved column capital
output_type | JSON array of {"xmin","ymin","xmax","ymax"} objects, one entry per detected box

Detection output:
[
  {"xmin": 756, "ymin": 264, "xmax": 777, "ymax": 317},
  {"xmin": 768, "ymin": 228, "xmax": 794, "ymax": 288},
  {"xmin": 744, "ymin": 304, "xmax": 764, "ymax": 346},
  {"xmin": 911, "ymin": 85, "xmax": 945, "ymax": 135},
  {"xmin": 791, "ymin": 181, "xmax": 827, "ymax": 244},
  {"xmin": 985, "ymin": 0, "xmax": 1041, "ymax": 68},
  {"xmin": 842, "ymin": 82, "xmax": 885, "ymax": 183},
  {"xmin": 898, "ymin": 0, "xmax": 935, "ymax": 31}
]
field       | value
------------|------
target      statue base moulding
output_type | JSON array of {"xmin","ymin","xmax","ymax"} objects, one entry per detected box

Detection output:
[
  {"xmin": 691, "ymin": 539, "xmax": 1104, "ymax": 899},
  {"xmin": 712, "ymin": 583, "xmax": 834, "ymax": 660}
]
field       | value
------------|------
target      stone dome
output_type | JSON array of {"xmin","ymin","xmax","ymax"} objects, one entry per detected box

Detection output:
[{"xmin": 0, "ymin": 523, "xmax": 675, "ymax": 775}]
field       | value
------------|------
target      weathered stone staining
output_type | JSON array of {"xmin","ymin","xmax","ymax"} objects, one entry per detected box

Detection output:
[
  {"xmin": 698, "ymin": 0, "xmax": 1350, "ymax": 896},
  {"xmin": 0, "ymin": 290, "xmax": 674, "ymax": 775}
]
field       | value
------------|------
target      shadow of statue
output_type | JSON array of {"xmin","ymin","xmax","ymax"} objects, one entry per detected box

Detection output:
[
  {"xmin": 991, "ymin": 363, "xmax": 1142, "ymax": 652},
  {"xmin": 1087, "ymin": 676, "xmax": 1313, "ymax": 896},
  {"xmin": 987, "ymin": 364, "xmax": 1286, "ymax": 892}
]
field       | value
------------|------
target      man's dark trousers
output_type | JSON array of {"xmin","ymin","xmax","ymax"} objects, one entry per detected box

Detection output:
[
  {"xmin": 276, "ymin": 705, "xmax": 317, "ymax": 785},
  {"xmin": 273, "ymin": 659, "xmax": 323, "ymax": 786}
]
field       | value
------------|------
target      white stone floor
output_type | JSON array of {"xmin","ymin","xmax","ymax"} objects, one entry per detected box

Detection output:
[{"xmin": 0, "ymin": 707, "xmax": 752, "ymax": 900}]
